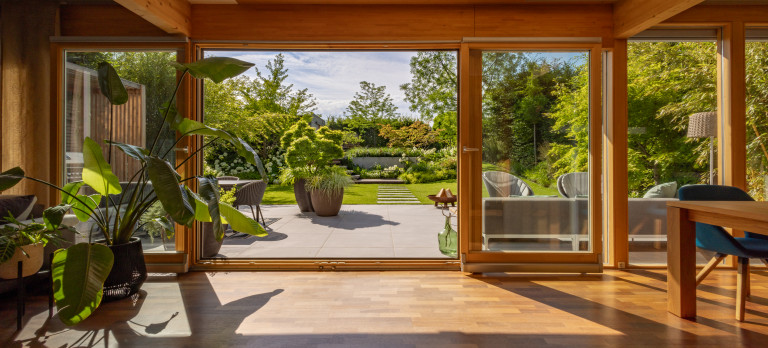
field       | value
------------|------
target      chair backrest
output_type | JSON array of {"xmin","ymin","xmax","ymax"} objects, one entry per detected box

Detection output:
[
  {"xmin": 217, "ymin": 176, "xmax": 239, "ymax": 181},
  {"xmin": 234, "ymin": 180, "xmax": 267, "ymax": 206},
  {"xmin": 481, "ymin": 171, "xmax": 534, "ymax": 197},
  {"xmin": 678, "ymin": 185, "xmax": 762, "ymax": 255},
  {"xmin": 557, "ymin": 172, "xmax": 589, "ymax": 198}
]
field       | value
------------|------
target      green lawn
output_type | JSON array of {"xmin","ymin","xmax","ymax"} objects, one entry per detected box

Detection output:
[{"xmin": 262, "ymin": 171, "xmax": 557, "ymax": 205}]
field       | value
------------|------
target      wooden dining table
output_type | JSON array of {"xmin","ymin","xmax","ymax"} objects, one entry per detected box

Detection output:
[{"xmin": 666, "ymin": 200, "xmax": 768, "ymax": 319}]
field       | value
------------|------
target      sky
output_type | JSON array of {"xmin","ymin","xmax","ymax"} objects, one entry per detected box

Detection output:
[{"xmin": 206, "ymin": 50, "xmax": 422, "ymax": 118}]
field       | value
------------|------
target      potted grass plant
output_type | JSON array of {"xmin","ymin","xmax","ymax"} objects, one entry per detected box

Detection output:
[
  {"xmin": 305, "ymin": 166, "xmax": 353, "ymax": 217},
  {"xmin": 0, "ymin": 57, "xmax": 267, "ymax": 326}
]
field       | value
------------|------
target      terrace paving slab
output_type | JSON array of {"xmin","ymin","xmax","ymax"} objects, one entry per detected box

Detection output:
[{"xmin": 218, "ymin": 204, "xmax": 453, "ymax": 259}]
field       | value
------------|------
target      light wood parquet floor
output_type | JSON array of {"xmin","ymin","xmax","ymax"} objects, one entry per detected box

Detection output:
[{"xmin": 2, "ymin": 269, "xmax": 768, "ymax": 347}]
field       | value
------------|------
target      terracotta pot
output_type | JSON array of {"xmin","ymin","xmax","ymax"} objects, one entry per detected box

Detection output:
[
  {"xmin": 294, "ymin": 179, "xmax": 314, "ymax": 212},
  {"xmin": 309, "ymin": 188, "xmax": 344, "ymax": 217},
  {"xmin": 0, "ymin": 243, "xmax": 44, "ymax": 279},
  {"xmin": 201, "ymin": 222, "xmax": 223, "ymax": 258}
]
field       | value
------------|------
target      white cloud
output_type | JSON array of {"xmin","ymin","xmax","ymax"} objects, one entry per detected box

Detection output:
[{"xmin": 205, "ymin": 50, "xmax": 426, "ymax": 117}]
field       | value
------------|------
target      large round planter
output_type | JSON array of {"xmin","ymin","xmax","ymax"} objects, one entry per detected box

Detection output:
[
  {"xmin": 310, "ymin": 188, "xmax": 344, "ymax": 217},
  {"xmin": 0, "ymin": 243, "xmax": 44, "ymax": 279},
  {"xmin": 201, "ymin": 222, "xmax": 223, "ymax": 258},
  {"xmin": 102, "ymin": 238, "xmax": 147, "ymax": 302},
  {"xmin": 294, "ymin": 179, "xmax": 314, "ymax": 212}
]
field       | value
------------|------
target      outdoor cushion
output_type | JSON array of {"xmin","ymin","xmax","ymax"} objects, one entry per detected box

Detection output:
[
  {"xmin": 0, "ymin": 195, "xmax": 37, "ymax": 224},
  {"xmin": 643, "ymin": 182, "xmax": 677, "ymax": 198}
]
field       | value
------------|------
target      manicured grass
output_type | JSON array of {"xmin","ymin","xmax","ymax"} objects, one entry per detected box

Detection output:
[{"xmin": 262, "ymin": 164, "xmax": 557, "ymax": 205}]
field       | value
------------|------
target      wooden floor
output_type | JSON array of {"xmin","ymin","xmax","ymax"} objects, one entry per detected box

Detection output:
[{"xmin": 2, "ymin": 269, "xmax": 768, "ymax": 347}]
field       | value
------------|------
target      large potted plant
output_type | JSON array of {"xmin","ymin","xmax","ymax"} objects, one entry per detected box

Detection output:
[
  {"xmin": 0, "ymin": 208, "xmax": 69, "ymax": 279},
  {"xmin": 279, "ymin": 122, "xmax": 346, "ymax": 213},
  {"xmin": 305, "ymin": 167, "xmax": 353, "ymax": 217},
  {"xmin": 0, "ymin": 57, "xmax": 267, "ymax": 326}
]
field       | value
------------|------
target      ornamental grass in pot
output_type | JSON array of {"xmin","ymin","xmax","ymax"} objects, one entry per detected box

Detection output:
[
  {"xmin": 305, "ymin": 167, "xmax": 353, "ymax": 217},
  {"xmin": 0, "ymin": 57, "xmax": 267, "ymax": 326}
]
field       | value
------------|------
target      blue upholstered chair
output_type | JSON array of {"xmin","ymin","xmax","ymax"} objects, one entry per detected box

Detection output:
[{"xmin": 677, "ymin": 184, "xmax": 768, "ymax": 321}]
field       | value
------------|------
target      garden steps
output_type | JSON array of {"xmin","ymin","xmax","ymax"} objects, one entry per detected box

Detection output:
[{"xmin": 377, "ymin": 185, "xmax": 420, "ymax": 204}]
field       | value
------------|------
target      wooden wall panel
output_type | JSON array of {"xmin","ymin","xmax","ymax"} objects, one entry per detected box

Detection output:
[
  {"xmin": 191, "ymin": 5, "xmax": 475, "ymax": 41},
  {"xmin": 668, "ymin": 5, "xmax": 768, "ymax": 23},
  {"xmin": 60, "ymin": 5, "xmax": 169, "ymax": 37},
  {"xmin": 474, "ymin": 5, "xmax": 612, "ymax": 39}
]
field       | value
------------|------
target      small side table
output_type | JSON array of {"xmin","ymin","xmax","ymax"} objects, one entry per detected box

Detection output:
[{"xmin": 12, "ymin": 254, "xmax": 54, "ymax": 331}]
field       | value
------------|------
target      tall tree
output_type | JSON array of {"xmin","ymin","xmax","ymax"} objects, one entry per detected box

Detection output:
[
  {"xmin": 346, "ymin": 81, "xmax": 398, "ymax": 127},
  {"xmin": 234, "ymin": 53, "xmax": 317, "ymax": 117},
  {"xmin": 400, "ymin": 52, "xmax": 458, "ymax": 122}
]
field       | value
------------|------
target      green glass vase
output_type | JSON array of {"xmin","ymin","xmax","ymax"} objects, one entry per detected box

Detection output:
[{"xmin": 438, "ymin": 215, "xmax": 458, "ymax": 258}]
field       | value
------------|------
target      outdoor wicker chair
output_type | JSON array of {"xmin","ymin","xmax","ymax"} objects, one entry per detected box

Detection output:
[
  {"xmin": 234, "ymin": 180, "xmax": 267, "ymax": 225},
  {"xmin": 481, "ymin": 171, "xmax": 534, "ymax": 197}
]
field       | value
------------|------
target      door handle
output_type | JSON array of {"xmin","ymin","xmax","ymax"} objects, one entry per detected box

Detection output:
[
  {"xmin": 174, "ymin": 146, "xmax": 189, "ymax": 153},
  {"xmin": 462, "ymin": 146, "xmax": 480, "ymax": 153}
]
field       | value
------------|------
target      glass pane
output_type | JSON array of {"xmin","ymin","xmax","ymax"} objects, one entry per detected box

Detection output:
[
  {"xmin": 626, "ymin": 41, "xmax": 717, "ymax": 265},
  {"xmin": 63, "ymin": 50, "xmax": 179, "ymax": 251},
  {"xmin": 200, "ymin": 50, "xmax": 458, "ymax": 259},
  {"xmin": 480, "ymin": 51, "xmax": 591, "ymax": 252},
  {"xmin": 747, "ymin": 40, "xmax": 768, "ymax": 202}
]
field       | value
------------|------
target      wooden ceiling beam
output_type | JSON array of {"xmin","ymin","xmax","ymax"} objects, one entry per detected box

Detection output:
[
  {"xmin": 114, "ymin": 0, "xmax": 191, "ymax": 36},
  {"xmin": 613, "ymin": 0, "xmax": 704, "ymax": 39}
]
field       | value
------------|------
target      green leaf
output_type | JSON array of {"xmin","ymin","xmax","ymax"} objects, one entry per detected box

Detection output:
[
  {"xmin": 170, "ymin": 57, "xmax": 254, "ymax": 83},
  {"xmin": 219, "ymin": 203, "xmax": 267, "ymax": 237},
  {"xmin": 0, "ymin": 238, "xmax": 16, "ymax": 264},
  {"xmin": 43, "ymin": 204, "xmax": 72, "ymax": 231},
  {"xmin": 82, "ymin": 137, "xmax": 122, "ymax": 196},
  {"xmin": 198, "ymin": 177, "xmax": 224, "ymax": 242},
  {"xmin": 154, "ymin": 216, "xmax": 175, "ymax": 238},
  {"xmin": 146, "ymin": 157, "xmax": 195, "ymax": 227},
  {"xmin": 174, "ymin": 119, "xmax": 265, "ymax": 170},
  {"xmin": 61, "ymin": 181, "xmax": 84, "ymax": 204},
  {"xmin": 71, "ymin": 195, "xmax": 101, "ymax": 222},
  {"xmin": 0, "ymin": 167, "xmax": 24, "ymax": 192},
  {"xmin": 106, "ymin": 140, "xmax": 148, "ymax": 162},
  {"xmin": 52, "ymin": 243, "xmax": 114, "ymax": 326},
  {"xmin": 97, "ymin": 62, "xmax": 128, "ymax": 105}
]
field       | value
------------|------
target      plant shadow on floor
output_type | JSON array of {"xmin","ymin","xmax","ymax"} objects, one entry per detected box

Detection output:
[
  {"xmin": 3, "ymin": 274, "xmax": 284, "ymax": 347},
  {"xmin": 300, "ymin": 209, "xmax": 400, "ymax": 230}
]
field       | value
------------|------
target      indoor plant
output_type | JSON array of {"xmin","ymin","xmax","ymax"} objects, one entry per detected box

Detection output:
[
  {"xmin": 0, "ymin": 207, "xmax": 70, "ymax": 279},
  {"xmin": 280, "ymin": 122, "xmax": 345, "ymax": 212},
  {"xmin": 304, "ymin": 166, "xmax": 353, "ymax": 216},
  {"xmin": 0, "ymin": 57, "xmax": 267, "ymax": 326}
]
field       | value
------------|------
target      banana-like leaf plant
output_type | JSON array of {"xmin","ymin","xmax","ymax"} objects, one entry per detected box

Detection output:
[{"xmin": 0, "ymin": 57, "xmax": 267, "ymax": 325}]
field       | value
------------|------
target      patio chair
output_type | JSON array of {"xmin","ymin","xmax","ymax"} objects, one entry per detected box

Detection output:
[
  {"xmin": 678, "ymin": 184, "xmax": 768, "ymax": 321},
  {"xmin": 556, "ymin": 172, "xmax": 589, "ymax": 198},
  {"xmin": 482, "ymin": 171, "xmax": 534, "ymax": 197},
  {"xmin": 234, "ymin": 180, "xmax": 267, "ymax": 225},
  {"xmin": 216, "ymin": 176, "xmax": 239, "ymax": 181}
]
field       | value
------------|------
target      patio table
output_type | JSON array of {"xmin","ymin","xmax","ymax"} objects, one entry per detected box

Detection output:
[{"xmin": 217, "ymin": 179, "xmax": 259, "ymax": 191}]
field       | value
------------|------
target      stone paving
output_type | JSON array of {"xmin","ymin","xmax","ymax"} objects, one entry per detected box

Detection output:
[{"xmin": 218, "ymin": 204, "xmax": 454, "ymax": 259}]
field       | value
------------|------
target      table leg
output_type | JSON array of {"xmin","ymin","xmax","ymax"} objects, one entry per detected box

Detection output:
[{"xmin": 667, "ymin": 206, "xmax": 697, "ymax": 318}]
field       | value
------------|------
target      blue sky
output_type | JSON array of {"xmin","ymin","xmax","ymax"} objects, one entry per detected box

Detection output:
[{"xmin": 206, "ymin": 50, "xmax": 421, "ymax": 117}]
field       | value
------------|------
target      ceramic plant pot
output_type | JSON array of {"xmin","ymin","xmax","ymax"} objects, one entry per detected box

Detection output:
[
  {"xmin": 0, "ymin": 243, "xmax": 44, "ymax": 279},
  {"xmin": 309, "ymin": 188, "xmax": 344, "ymax": 217}
]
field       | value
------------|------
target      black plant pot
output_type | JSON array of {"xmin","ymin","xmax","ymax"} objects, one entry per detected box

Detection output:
[
  {"xmin": 294, "ymin": 179, "xmax": 314, "ymax": 212},
  {"xmin": 201, "ymin": 222, "xmax": 223, "ymax": 258},
  {"xmin": 102, "ymin": 238, "xmax": 147, "ymax": 302}
]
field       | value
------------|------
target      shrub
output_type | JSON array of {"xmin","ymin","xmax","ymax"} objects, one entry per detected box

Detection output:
[
  {"xmin": 379, "ymin": 121, "xmax": 439, "ymax": 148},
  {"xmin": 345, "ymin": 147, "xmax": 426, "ymax": 158}
]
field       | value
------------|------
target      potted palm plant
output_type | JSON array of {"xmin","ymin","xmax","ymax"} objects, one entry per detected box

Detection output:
[
  {"xmin": 280, "ymin": 122, "xmax": 348, "ymax": 215},
  {"xmin": 0, "ymin": 57, "xmax": 267, "ymax": 326}
]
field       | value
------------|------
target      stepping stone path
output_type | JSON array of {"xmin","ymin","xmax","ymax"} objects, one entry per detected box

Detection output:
[{"xmin": 377, "ymin": 185, "xmax": 420, "ymax": 204}]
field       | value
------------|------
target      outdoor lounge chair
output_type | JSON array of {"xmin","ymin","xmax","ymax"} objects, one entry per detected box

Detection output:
[
  {"xmin": 234, "ymin": 180, "xmax": 267, "ymax": 225},
  {"xmin": 482, "ymin": 171, "xmax": 534, "ymax": 197},
  {"xmin": 556, "ymin": 172, "xmax": 589, "ymax": 198},
  {"xmin": 216, "ymin": 176, "xmax": 239, "ymax": 181}
]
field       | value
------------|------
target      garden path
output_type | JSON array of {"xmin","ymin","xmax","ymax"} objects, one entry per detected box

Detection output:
[{"xmin": 376, "ymin": 185, "xmax": 420, "ymax": 204}]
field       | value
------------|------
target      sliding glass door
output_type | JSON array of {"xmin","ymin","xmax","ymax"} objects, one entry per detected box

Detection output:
[{"xmin": 459, "ymin": 44, "xmax": 603, "ymax": 272}]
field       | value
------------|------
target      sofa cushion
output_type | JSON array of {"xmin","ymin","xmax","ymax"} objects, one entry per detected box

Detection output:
[
  {"xmin": 643, "ymin": 182, "xmax": 677, "ymax": 198},
  {"xmin": 0, "ymin": 195, "xmax": 37, "ymax": 224}
]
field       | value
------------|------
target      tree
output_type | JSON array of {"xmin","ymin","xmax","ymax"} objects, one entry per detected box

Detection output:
[
  {"xmin": 241, "ymin": 54, "xmax": 317, "ymax": 116},
  {"xmin": 345, "ymin": 81, "xmax": 400, "ymax": 146},
  {"xmin": 400, "ymin": 52, "xmax": 458, "ymax": 122}
]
